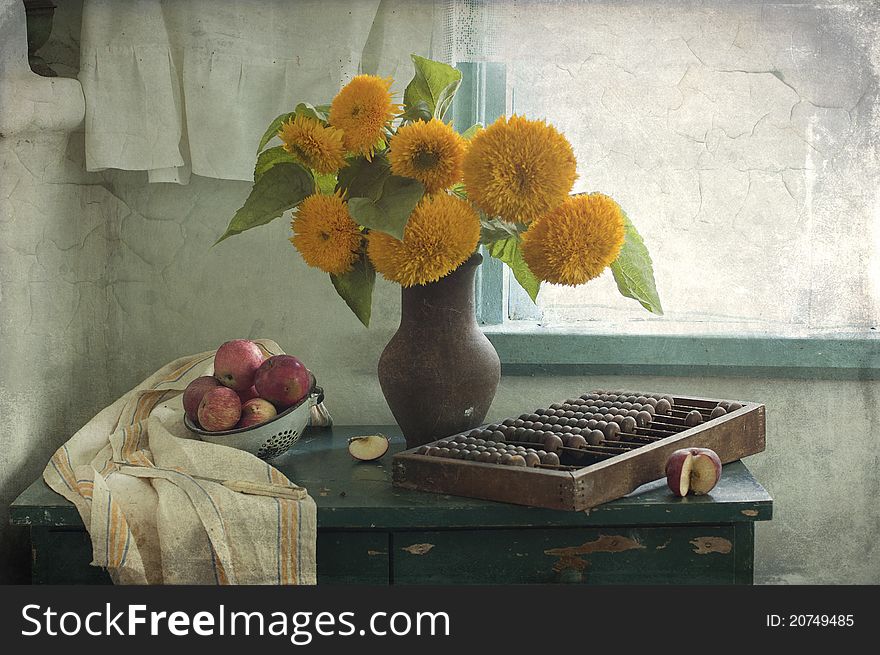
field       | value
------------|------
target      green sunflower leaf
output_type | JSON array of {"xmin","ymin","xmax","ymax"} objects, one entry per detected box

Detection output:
[
  {"xmin": 450, "ymin": 183, "xmax": 468, "ymax": 200},
  {"xmin": 330, "ymin": 251, "xmax": 375, "ymax": 327},
  {"xmin": 404, "ymin": 54, "xmax": 462, "ymax": 121},
  {"xmin": 347, "ymin": 176, "xmax": 425, "ymax": 240},
  {"xmin": 398, "ymin": 100, "xmax": 432, "ymax": 124},
  {"xmin": 487, "ymin": 236, "xmax": 541, "ymax": 303},
  {"xmin": 257, "ymin": 112, "xmax": 296, "ymax": 154},
  {"xmin": 461, "ymin": 123, "xmax": 483, "ymax": 140},
  {"xmin": 336, "ymin": 154, "xmax": 391, "ymax": 201},
  {"xmin": 294, "ymin": 102, "xmax": 329, "ymax": 124},
  {"xmin": 215, "ymin": 162, "xmax": 313, "ymax": 245},
  {"xmin": 315, "ymin": 172, "xmax": 337, "ymax": 195},
  {"xmin": 609, "ymin": 212, "xmax": 663, "ymax": 315},
  {"xmin": 479, "ymin": 214, "xmax": 525, "ymax": 245},
  {"xmin": 254, "ymin": 146, "xmax": 298, "ymax": 182}
]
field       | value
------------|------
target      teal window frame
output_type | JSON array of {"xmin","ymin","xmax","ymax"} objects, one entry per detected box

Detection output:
[{"xmin": 453, "ymin": 63, "xmax": 880, "ymax": 380}]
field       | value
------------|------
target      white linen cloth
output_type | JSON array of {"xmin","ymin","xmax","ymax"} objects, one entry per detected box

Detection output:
[
  {"xmin": 43, "ymin": 339, "xmax": 317, "ymax": 585},
  {"xmin": 79, "ymin": 0, "xmax": 440, "ymax": 183}
]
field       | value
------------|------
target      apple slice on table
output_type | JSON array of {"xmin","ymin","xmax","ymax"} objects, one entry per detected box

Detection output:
[
  {"xmin": 348, "ymin": 435, "xmax": 390, "ymax": 461},
  {"xmin": 665, "ymin": 447, "xmax": 722, "ymax": 497}
]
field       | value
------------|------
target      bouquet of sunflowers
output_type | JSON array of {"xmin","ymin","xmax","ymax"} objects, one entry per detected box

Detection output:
[{"xmin": 219, "ymin": 56, "xmax": 661, "ymax": 326}]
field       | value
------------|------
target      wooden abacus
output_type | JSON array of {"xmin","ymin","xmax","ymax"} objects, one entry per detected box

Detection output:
[{"xmin": 392, "ymin": 390, "xmax": 765, "ymax": 511}]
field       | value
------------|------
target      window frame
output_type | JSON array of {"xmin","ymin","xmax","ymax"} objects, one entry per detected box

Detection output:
[{"xmin": 453, "ymin": 64, "xmax": 880, "ymax": 380}]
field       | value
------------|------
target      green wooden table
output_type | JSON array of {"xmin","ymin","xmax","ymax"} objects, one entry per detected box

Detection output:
[{"xmin": 10, "ymin": 425, "xmax": 772, "ymax": 584}]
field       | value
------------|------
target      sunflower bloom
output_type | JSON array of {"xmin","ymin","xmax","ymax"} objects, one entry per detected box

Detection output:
[
  {"xmin": 389, "ymin": 119, "xmax": 466, "ymax": 193},
  {"xmin": 462, "ymin": 115, "xmax": 577, "ymax": 223},
  {"xmin": 290, "ymin": 194, "xmax": 362, "ymax": 275},
  {"xmin": 329, "ymin": 75, "xmax": 400, "ymax": 159},
  {"xmin": 521, "ymin": 193, "xmax": 626, "ymax": 286},
  {"xmin": 367, "ymin": 194, "xmax": 480, "ymax": 286},
  {"xmin": 278, "ymin": 115, "xmax": 347, "ymax": 174}
]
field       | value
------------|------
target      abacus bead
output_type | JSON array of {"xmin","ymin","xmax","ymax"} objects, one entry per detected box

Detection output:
[
  {"xmin": 543, "ymin": 434, "xmax": 564, "ymax": 453},
  {"xmin": 524, "ymin": 453, "xmax": 541, "ymax": 467},
  {"xmin": 727, "ymin": 402, "xmax": 743, "ymax": 412},
  {"xmin": 621, "ymin": 416, "xmax": 637, "ymax": 433},
  {"xmin": 540, "ymin": 452, "xmax": 560, "ymax": 466},
  {"xmin": 710, "ymin": 406, "xmax": 727, "ymax": 419},
  {"xmin": 685, "ymin": 410, "xmax": 703, "ymax": 427},
  {"xmin": 416, "ymin": 446, "xmax": 430, "ymax": 455},
  {"xmin": 603, "ymin": 422, "xmax": 621, "ymax": 441},
  {"xmin": 568, "ymin": 435, "xmax": 587, "ymax": 450},
  {"xmin": 586, "ymin": 430, "xmax": 604, "ymax": 446},
  {"xmin": 636, "ymin": 411, "xmax": 653, "ymax": 427},
  {"xmin": 654, "ymin": 399, "xmax": 672, "ymax": 415},
  {"xmin": 492, "ymin": 430, "xmax": 506, "ymax": 441}
]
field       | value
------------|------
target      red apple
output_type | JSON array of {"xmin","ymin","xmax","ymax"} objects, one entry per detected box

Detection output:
[
  {"xmin": 183, "ymin": 376, "xmax": 222, "ymax": 424},
  {"xmin": 237, "ymin": 398, "xmax": 278, "ymax": 429},
  {"xmin": 237, "ymin": 386, "xmax": 259, "ymax": 403},
  {"xmin": 666, "ymin": 447, "xmax": 722, "ymax": 497},
  {"xmin": 254, "ymin": 354, "xmax": 311, "ymax": 409},
  {"xmin": 197, "ymin": 387, "xmax": 242, "ymax": 432},
  {"xmin": 213, "ymin": 339, "xmax": 265, "ymax": 391}
]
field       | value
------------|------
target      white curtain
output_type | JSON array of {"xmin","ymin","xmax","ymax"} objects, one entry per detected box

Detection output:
[{"xmin": 79, "ymin": 0, "xmax": 446, "ymax": 183}]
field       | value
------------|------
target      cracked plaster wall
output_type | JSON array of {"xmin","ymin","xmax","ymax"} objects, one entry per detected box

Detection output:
[{"xmin": 0, "ymin": 0, "xmax": 877, "ymax": 584}]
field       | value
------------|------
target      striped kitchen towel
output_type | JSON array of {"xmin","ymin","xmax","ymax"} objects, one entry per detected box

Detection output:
[{"xmin": 42, "ymin": 339, "xmax": 317, "ymax": 585}]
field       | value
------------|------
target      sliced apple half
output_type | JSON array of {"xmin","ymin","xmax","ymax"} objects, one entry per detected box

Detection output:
[
  {"xmin": 689, "ymin": 448, "xmax": 723, "ymax": 494},
  {"xmin": 665, "ymin": 447, "xmax": 722, "ymax": 496},
  {"xmin": 665, "ymin": 449, "xmax": 694, "ymax": 497},
  {"xmin": 348, "ymin": 434, "xmax": 390, "ymax": 461}
]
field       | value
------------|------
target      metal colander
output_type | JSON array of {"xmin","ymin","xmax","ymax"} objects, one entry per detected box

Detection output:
[{"xmin": 184, "ymin": 378, "xmax": 324, "ymax": 460}]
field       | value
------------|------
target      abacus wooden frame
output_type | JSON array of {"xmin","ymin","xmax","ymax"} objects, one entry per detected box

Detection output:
[{"xmin": 392, "ymin": 394, "xmax": 766, "ymax": 511}]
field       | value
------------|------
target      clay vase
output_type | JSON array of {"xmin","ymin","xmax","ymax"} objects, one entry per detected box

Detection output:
[{"xmin": 378, "ymin": 253, "xmax": 501, "ymax": 448}]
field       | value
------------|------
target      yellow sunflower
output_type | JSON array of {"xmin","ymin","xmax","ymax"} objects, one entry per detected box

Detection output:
[
  {"xmin": 367, "ymin": 194, "xmax": 480, "ymax": 286},
  {"xmin": 278, "ymin": 115, "xmax": 347, "ymax": 174},
  {"xmin": 290, "ymin": 193, "xmax": 362, "ymax": 275},
  {"xmin": 388, "ymin": 119, "xmax": 465, "ymax": 194},
  {"xmin": 462, "ymin": 114, "xmax": 577, "ymax": 223},
  {"xmin": 521, "ymin": 193, "xmax": 626, "ymax": 286},
  {"xmin": 329, "ymin": 75, "xmax": 401, "ymax": 159}
]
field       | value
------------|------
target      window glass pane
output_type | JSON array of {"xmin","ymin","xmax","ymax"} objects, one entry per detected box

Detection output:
[{"xmin": 497, "ymin": 0, "xmax": 878, "ymax": 334}]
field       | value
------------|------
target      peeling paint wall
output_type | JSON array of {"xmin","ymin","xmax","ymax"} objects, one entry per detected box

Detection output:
[{"xmin": 0, "ymin": 0, "xmax": 878, "ymax": 585}]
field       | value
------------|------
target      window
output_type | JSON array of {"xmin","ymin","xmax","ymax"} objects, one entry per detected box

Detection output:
[{"xmin": 450, "ymin": 0, "xmax": 879, "ymax": 377}]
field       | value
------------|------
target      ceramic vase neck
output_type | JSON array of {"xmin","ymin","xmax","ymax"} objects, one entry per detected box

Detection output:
[{"xmin": 399, "ymin": 253, "xmax": 481, "ymax": 326}]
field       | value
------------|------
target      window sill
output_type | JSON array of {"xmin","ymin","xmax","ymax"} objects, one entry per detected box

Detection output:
[{"xmin": 481, "ymin": 323, "xmax": 880, "ymax": 380}]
